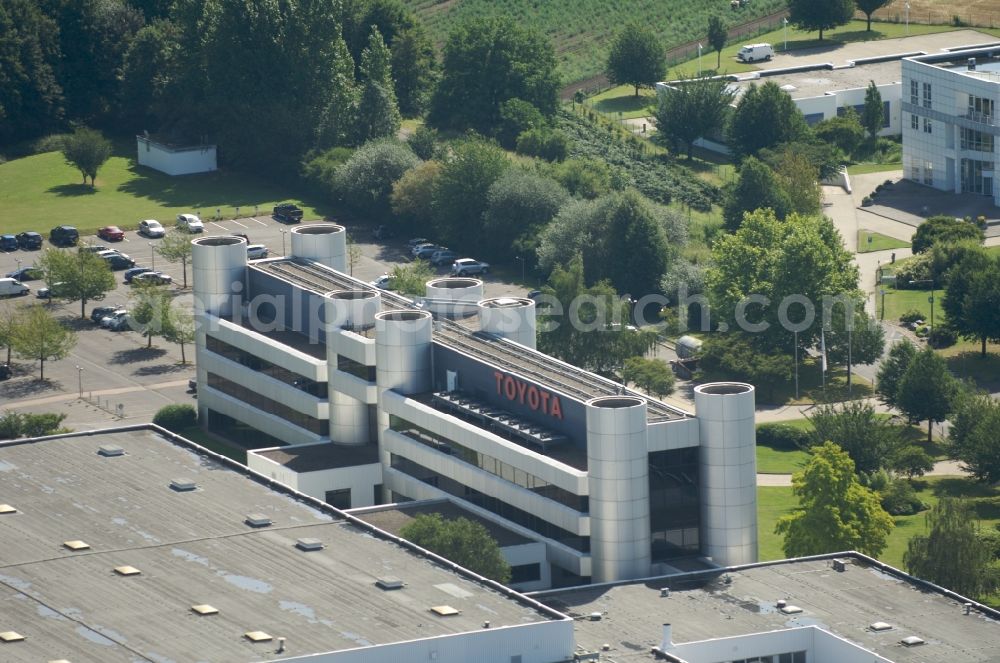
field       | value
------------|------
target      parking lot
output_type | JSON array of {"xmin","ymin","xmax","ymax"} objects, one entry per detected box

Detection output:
[{"xmin": 0, "ymin": 214, "xmax": 526, "ymax": 432}]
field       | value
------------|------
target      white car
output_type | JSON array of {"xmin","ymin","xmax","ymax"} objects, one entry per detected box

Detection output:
[
  {"xmin": 138, "ymin": 219, "xmax": 166, "ymax": 238},
  {"xmin": 246, "ymin": 244, "xmax": 269, "ymax": 259},
  {"xmin": 370, "ymin": 274, "xmax": 391, "ymax": 290},
  {"xmin": 176, "ymin": 213, "xmax": 204, "ymax": 233},
  {"xmin": 100, "ymin": 309, "xmax": 128, "ymax": 328},
  {"xmin": 451, "ymin": 258, "xmax": 490, "ymax": 276}
]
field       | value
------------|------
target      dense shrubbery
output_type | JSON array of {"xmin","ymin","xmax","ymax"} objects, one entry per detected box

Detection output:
[
  {"xmin": 556, "ymin": 109, "xmax": 721, "ymax": 211},
  {"xmin": 516, "ymin": 128, "xmax": 569, "ymax": 162},
  {"xmin": 153, "ymin": 404, "xmax": 197, "ymax": 432},
  {"xmin": 0, "ymin": 411, "xmax": 70, "ymax": 439},
  {"xmin": 333, "ymin": 139, "xmax": 420, "ymax": 220},
  {"xmin": 756, "ymin": 423, "xmax": 811, "ymax": 451}
]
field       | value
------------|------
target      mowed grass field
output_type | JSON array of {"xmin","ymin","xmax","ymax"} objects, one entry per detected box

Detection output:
[
  {"xmin": 401, "ymin": 0, "xmax": 788, "ymax": 84},
  {"xmin": 0, "ymin": 145, "xmax": 327, "ymax": 236}
]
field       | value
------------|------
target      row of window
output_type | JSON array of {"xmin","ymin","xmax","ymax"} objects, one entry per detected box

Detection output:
[
  {"xmin": 960, "ymin": 127, "xmax": 995, "ymax": 152},
  {"xmin": 909, "ymin": 80, "xmax": 931, "ymax": 108},
  {"xmin": 909, "ymin": 113, "xmax": 933, "ymax": 134},
  {"xmin": 389, "ymin": 453, "xmax": 592, "ymax": 552},
  {"xmin": 649, "ymin": 448, "xmax": 701, "ymax": 561},
  {"xmin": 206, "ymin": 372, "xmax": 330, "ymax": 436},
  {"xmin": 389, "ymin": 415, "xmax": 588, "ymax": 512},
  {"xmin": 908, "ymin": 160, "xmax": 934, "ymax": 186},
  {"xmin": 337, "ymin": 354, "xmax": 376, "ymax": 382},
  {"xmin": 206, "ymin": 335, "xmax": 328, "ymax": 397},
  {"xmin": 717, "ymin": 653, "xmax": 806, "ymax": 663}
]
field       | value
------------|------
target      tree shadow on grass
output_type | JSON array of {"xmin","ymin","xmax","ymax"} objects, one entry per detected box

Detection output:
[
  {"xmin": 0, "ymin": 377, "xmax": 62, "ymax": 400},
  {"xmin": 47, "ymin": 183, "xmax": 96, "ymax": 197},
  {"xmin": 110, "ymin": 347, "xmax": 167, "ymax": 365},
  {"xmin": 133, "ymin": 363, "xmax": 188, "ymax": 376},
  {"xmin": 928, "ymin": 477, "xmax": 999, "ymax": 499}
]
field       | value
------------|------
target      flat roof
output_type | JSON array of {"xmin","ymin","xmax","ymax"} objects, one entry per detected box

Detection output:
[
  {"xmin": 253, "ymin": 441, "xmax": 379, "ymax": 471},
  {"xmin": 0, "ymin": 428, "xmax": 561, "ymax": 663},
  {"xmin": 251, "ymin": 259, "xmax": 685, "ymax": 423},
  {"xmin": 731, "ymin": 60, "xmax": 901, "ymax": 99},
  {"xmin": 353, "ymin": 499, "xmax": 534, "ymax": 548},
  {"xmin": 536, "ymin": 556, "xmax": 1000, "ymax": 662}
]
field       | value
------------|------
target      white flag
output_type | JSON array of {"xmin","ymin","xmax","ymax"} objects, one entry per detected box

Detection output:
[{"xmin": 820, "ymin": 329, "xmax": 828, "ymax": 373}]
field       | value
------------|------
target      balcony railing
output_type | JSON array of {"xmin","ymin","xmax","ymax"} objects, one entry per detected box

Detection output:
[{"xmin": 964, "ymin": 109, "xmax": 998, "ymax": 127}]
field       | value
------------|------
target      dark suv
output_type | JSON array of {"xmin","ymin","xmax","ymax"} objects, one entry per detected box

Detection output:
[
  {"xmin": 273, "ymin": 203, "xmax": 303, "ymax": 223},
  {"xmin": 16, "ymin": 232, "xmax": 43, "ymax": 250},
  {"xmin": 50, "ymin": 225, "xmax": 79, "ymax": 247}
]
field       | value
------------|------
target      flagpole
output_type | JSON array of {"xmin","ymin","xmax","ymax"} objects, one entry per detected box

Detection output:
[
  {"xmin": 847, "ymin": 327, "xmax": 853, "ymax": 399},
  {"xmin": 820, "ymin": 328, "xmax": 827, "ymax": 395},
  {"xmin": 794, "ymin": 330, "xmax": 799, "ymax": 400}
]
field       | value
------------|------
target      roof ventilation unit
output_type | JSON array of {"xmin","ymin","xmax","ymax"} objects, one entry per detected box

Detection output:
[
  {"xmin": 63, "ymin": 540, "xmax": 91, "ymax": 551},
  {"xmin": 98, "ymin": 445, "xmax": 125, "ymax": 457},
  {"xmin": 0, "ymin": 631, "xmax": 25, "ymax": 643},
  {"xmin": 191, "ymin": 604, "xmax": 219, "ymax": 616},
  {"xmin": 375, "ymin": 576, "xmax": 404, "ymax": 590},
  {"xmin": 779, "ymin": 605, "xmax": 803, "ymax": 615},
  {"xmin": 900, "ymin": 635, "xmax": 925, "ymax": 647},
  {"xmin": 588, "ymin": 612, "xmax": 603, "ymax": 621},
  {"xmin": 832, "ymin": 558, "xmax": 847, "ymax": 572},
  {"xmin": 244, "ymin": 514, "xmax": 272, "ymax": 528},
  {"xmin": 430, "ymin": 605, "xmax": 460, "ymax": 616},
  {"xmin": 869, "ymin": 622, "xmax": 893, "ymax": 632},
  {"xmin": 295, "ymin": 538, "xmax": 324, "ymax": 551},
  {"xmin": 244, "ymin": 630, "xmax": 273, "ymax": 643},
  {"xmin": 170, "ymin": 478, "xmax": 197, "ymax": 492},
  {"xmin": 113, "ymin": 565, "xmax": 141, "ymax": 576},
  {"xmin": 776, "ymin": 599, "xmax": 787, "ymax": 609},
  {"xmin": 969, "ymin": 58, "xmax": 977, "ymax": 71},
  {"xmin": 0, "ymin": 504, "xmax": 17, "ymax": 515}
]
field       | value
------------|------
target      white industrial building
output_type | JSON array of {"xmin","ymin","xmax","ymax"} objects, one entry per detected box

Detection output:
[
  {"xmin": 190, "ymin": 225, "xmax": 759, "ymax": 589},
  {"xmin": 902, "ymin": 45, "xmax": 1000, "ymax": 205},
  {"xmin": 136, "ymin": 134, "xmax": 217, "ymax": 175}
]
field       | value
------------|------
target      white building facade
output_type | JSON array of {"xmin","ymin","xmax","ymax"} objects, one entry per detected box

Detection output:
[
  {"xmin": 902, "ymin": 47, "xmax": 1000, "ymax": 205},
  {"xmin": 136, "ymin": 135, "xmax": 217, "ymax": 175},
  {"xmin": 192, "ymin": 226, "xmax": 758, "ymax": 588}
]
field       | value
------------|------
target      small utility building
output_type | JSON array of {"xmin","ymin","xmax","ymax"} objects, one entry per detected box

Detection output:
[{"xmin": 136, "ymin": 134, "xmax": 217, "ymax": 176}]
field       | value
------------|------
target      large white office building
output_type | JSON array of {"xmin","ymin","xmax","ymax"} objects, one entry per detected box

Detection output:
[
  {"xmin": 191, "ymin": 225, "xmax": 758, "ymax": 588},
  {"xmin": 902, "ymin": 45, "xmax": 1000, "ymax": 204}
]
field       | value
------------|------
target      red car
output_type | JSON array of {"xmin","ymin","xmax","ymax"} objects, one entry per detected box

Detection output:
[{"xmin": 97, "ymin": 226, "xmax": 125, "ymax": 241}]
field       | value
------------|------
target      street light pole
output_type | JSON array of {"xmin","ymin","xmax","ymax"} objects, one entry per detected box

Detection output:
[
  {"xmin": 697, "ymin": 43, "xmax": 703, "ymax": 76},
  {"xmin": 515, "ymin": 256, "xmax": 525, "ymax": 282},
  {"xmin": 149, "ymin": 242, "xmax": 155, "ymax": 270},
  {"xmin": 783, "ymin": 17, "xmax": 788, "ymax": 51},
  {"xmin": 905, "ymin": 1, "xmax": 910, "ymax": 35},
  {"xmin": 76, "ymin": 365, "xmax": 83, "ymax": 398},
  {"xmin": 280, "ymin": 230, "xmax": 288, "ymax": 256},
  {"xmin": 880, "ymin": 288, "xmax": 886, "ymax": 321}
]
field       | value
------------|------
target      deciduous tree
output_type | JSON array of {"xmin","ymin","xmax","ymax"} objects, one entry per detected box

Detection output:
[
  {"xmin": 429, "ymin": 17, "xmax": 559, "ymax": 135},
  {"xmin": 391, "ymin": 160, "xmax": 441, "ymax": 230},
  {"xmin": 904, "ymin": 498, "xmax": 1000, "ymax": 598},
  {"xmin": 862, "ymin": 80, "xmax": 885, "ymax": 139},
  {"xmin": 896, "ymin": 347, "xmax": 959, "ymax": 442},
  {"xmin": 606, "ymin": 25, "xmax": 666, "ymax": 97},
  {"xmin": 356, "ymin": 26, "xmax": 401, "ymax": 143},
  {"xmin": 789, "ymin": 0, "xmax": 855, "ymax": 40},
  {"xmin": 723, "ymin": 157, "xmax": 792, "ymax": 231},
  {"xmin": 654, "ymin": 76, "xmax": 735, "ymax": 159},
  {"xmin": 482, "ymin": 169, "xmax": 570, "ymax": 264},
  {"xmin": 60, "ymin": 127, "xmax": 112, "ymax": 187},
  {"xmin": 335, "ymin": 138, "xmax": 420, "ymax": 220},
  {"xmin": 806, "ymin": 401, "xmax": 902, "ymax": 474},
  {"xmin": 389, "ymin": 260, "xmax": 434, "ymax": 296},
  {"xmin": 911, "ymin": 215, "xmax": 984, "ymax": 254},
  {"xmin": 156, "ymin": 230, "xmax": 194, "ymax": 289},
  {"xmin": 875, "ymin": 339, "xmax": 916, "ymax": 409},
  {"xmin": 164, "ymin": 303, "xmax": 195, "ymax": 364},
  {"xmin": 0, "ymin": 306, "xmax": 23, "ymax": 365},
  {"xmin": 623, "ymin": 357, "xmax": 676, "ymax": 398},
  {"xmin": 37, "ymin": 248, "xmax": 115, "ymax": 319},
  {"xmin": 814, "ymin": 109, "xmax": 865, "ymax": 156},
  {"xmin": 775, "ymin": 441, "xmax": 894, "ymax": 557},
  {"xmin": 130, "ymin": 281, "xmax": 172, "ymax": 348},
  {"xmin": 856, "ymin": 0, "xmax": 892, "ymax": 32},
  {"xmin": 11, "ymin": 304, "xmax": 77, "ymax": 380},
  {"xmin": 707, "ymin": 15, "xmax": 728, "ymax": 69},
  {"xmin": 948, "ymin": 389, "xmax": 1000, "ymax": 483},
  {"xmin": 401, "ymin": 514, "xmax": 511, "ymax": 584},
  {"xmin": 726, "ymin": 82, "xmax": 808, "ymax": 161},
  {"xmin": 432, "ymin": 137, "xmax": 509, "ymax": 248},
  {"xmin": 943, "ymin": 252, "xmax": 1000, "ymax": 357}
]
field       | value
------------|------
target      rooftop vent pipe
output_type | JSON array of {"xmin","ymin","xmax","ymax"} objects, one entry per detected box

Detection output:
[{"xmin": 969, "ymin": 58, "xmax": 976, "ymax": 71}]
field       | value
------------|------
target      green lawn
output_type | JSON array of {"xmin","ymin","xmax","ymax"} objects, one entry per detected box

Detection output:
[
  {"xmin": 847, "ymin": 162, "xmax": 903, "ymax": 175},
  {"xmin": 879, "ymin": 286, "xmax": 941, "ymax": 324},
  {"xmin": 588, "ymin": 86, "xmax": 656, "ymax": 120},
  {"xmin": 757, "ymin": 444, "xmax": 810, "ymax": 474},
  {"xmin": 757, "ymin": 476, "xmax": 1000, "ymax": 575},
  {"xmin": 0, "ymin": 145, "xmax": 329, "ymax": 235},
  {"xmin": 857, "ymin": 230, "xmax": 910, "ymax": 253},
  {"xmin": 670, "ymin": 19, "xmax": 957, "ymax": 78}
]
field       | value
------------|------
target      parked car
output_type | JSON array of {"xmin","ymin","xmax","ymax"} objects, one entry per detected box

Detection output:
[
  {"xmin": 413, "ymin": 244, "xmax": 444, "ymax": 260},
  {"xmin": 407, "ymin": 237, "xmax": 430, "ymax": 248},
  {"xmin": 130, "ymin": 271, "xmax": 172, "ymax": 286},
  {"xmin": 138, "ymin": 219, "xmax": 166, "ymax": 238},
  {"xmin": 16, "ymin": 232, "xmax": 43, "ymax": 250},
  {"xmin": 370, "ymin": 273, "xmax": 392, "ymax": 290},
  {"xmin": 451, "ymin": 258, "xmax": 490, "ymax": 276},
  {"xmin": 49, "ymin": 225, "xmax": 79, "ymax": 247},
  {"xmin": 373, "ymin": 225, "xmax": 394, "ymax": 240},
  {"xmin": 91, "ymin": 306, "xmax": 120, "ymax": 324},
  {"xmin": 98, "ymin": 250, "xmax": 135, "ymax": 270},
  {"xmin": 5, "ymin": 267, "xmax": 43, "ymax": 281},
  {"xmin": 0, "ymin": 235, "xmax": 17, "ymax": 251},
  {"xmin": 36, "ymin": 282, "xmax": 66, "ymax": 299},
  {"xmin": 176, "ymin": 213, "xmax": 204, "ymax": 233},
  {"xmin": 0, "ymin": 363, "xmax": 10, "ymax": 380},
  {"xmin": 100, "ymin": 309, "xmax": 128, "ymax": 328},
  {"xmin": 273, "ymin": 202, "xmax": 303, "ymax": 223},
  {"xmin": 231, "ymin": 233, "xmax": 250, "ymax": 243},
  {"xmin": 430, "ymin": 249, "xmax": 458, "ymax": 266},
  {"xmin": 80, "ymin": 245, "xmax": 110, "ymax": 254},
  {"xmin": 123, "ymin": 267, "xmax": 154, "ymax": 284},
  {"xmin": 107, "ymin": 313, "xmax": 133, "ymax": 332},
  {"xmin": 0, "ymin": 278, "xmax": 29, "ymax": 297},
  {"xmin": 527, "ymin": 289, "xmax": 543, "ymax": 300},
  {"xmin": 246, "ymin": 244, "xmax": 269, "ymax": 259},
  {"xmin": 97, "ymin": 225, "xmax": 126, "ymax": 241},
  {"xmin": 410, "ymin": 242, "xmax": 437, "ymax": 257}
]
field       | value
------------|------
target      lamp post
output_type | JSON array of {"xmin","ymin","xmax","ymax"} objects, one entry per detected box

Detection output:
[
  {"xmin": 783, "ymin": 17, "xmax": 788, "ymax": 51},
  {"xmin": 15, "ymin": 258, "xmax": 21, "ymax": 273},
  {"xmin": 697, "ymin": 43, "xmax": 703, "ymax": 76},
  {"xmin": 905, "ymin": 1, "xmax": 910, "ymax": 35},
  {"xmin": 149, "ymin": 242, "xmax": 155, "ymax": 270},
  {"xmin": 280, "ymin": 229, "xmax": 289, "ymax": 256},
  {"xmin": 515, "ymin": 255, "xmax": 525, "ymax": 282},
  {"xmin": 76, "ymin": 365, "xmax": 83, "ymax": 398},
  {"xmin": 880, "ymin": 288, "xmax": 887, "ymax": 321},
  {"xmin": 912, "ymin": 279, "xmax": 935, "ymax": 329}
]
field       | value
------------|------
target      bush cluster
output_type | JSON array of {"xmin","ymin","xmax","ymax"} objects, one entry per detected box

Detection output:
[
  {"xmin": 756, "ymin": 423, "xmax": 811, "ymax": 451},
  {"xmin": 153, "ymin": 404, "xmax": 197, "ymax": 432}
]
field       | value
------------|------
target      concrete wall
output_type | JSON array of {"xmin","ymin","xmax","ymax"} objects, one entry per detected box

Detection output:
[
  {"xmin": 276, "ymin": 619, "xmax": 575, "ymax": 663},
  {"xmin": 668, "ymin": 625, "xmax": 893, "ymax": 663},
  {"xmin": 136, "ymin": 137, "xmax": 216, "ymax": 176},
  {"xmin": 248, "ymin": 448, "xmax": 382, "ymax": 507}
]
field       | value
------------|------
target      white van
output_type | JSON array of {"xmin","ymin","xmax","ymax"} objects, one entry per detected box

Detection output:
[
  {"xmin": 0, "ymin": 278, "xmax": 29, "ymax": 297},
  {"xmin": 737, "ymin": 43, "xmax": 774, "ymax": 63}
]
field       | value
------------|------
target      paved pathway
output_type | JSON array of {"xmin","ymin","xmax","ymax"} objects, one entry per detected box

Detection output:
[{"xmin": 757, "ymin": 458, "xmax": 969, "ymax": 487}]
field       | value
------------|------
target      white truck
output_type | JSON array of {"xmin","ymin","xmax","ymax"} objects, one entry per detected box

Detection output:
[
  {"xmin": 737, "ymin": 43, "xmax": 774, "ymax": 63},
  {"xmin": 0, "ymin": 278, "xmax": 29, "ymax": 297}
]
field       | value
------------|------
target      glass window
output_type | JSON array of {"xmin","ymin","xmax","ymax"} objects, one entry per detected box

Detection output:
[
  {"xmin": 922, "ymin": 82, "xmax": 932, "ymax": 108},
  {"xmin": 206, "ymin": 335, "xmax": 328, "ymax": 397},
  {"xmin": 792, "ymin": 652, "xmax": 806, "ymax": 663},
  {"xmin": 923, "ymin": 118, "xmax": 932, "ymax": 134},
  {"xmin": 337, "ymin": 354, "xmax": 376, "ymax": 382},
  {"xmin": 910, "ymin": 80, "xmax": 918, "ymax": 105},
  {"xmin": 206, "ymin": 372, "xmax": 330, "ymax": 436},
  {"xmin": 325, "ymin": 488, "xmax": 351, "ymax": 509},
  {"xmin": 924, "ymin": 161, "xmax": 933, "ymax": 186},
  {"xmin": 910, "ymin": 114, "xmax": 918, "ymax": 130},
  {"xmin": 649, "ymin": 448, "xmax": 701, "ymax": 561},
  {"xmin": 510, "ymin": 563, "xmax": 541, "ymax": 583}
]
